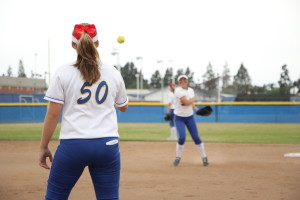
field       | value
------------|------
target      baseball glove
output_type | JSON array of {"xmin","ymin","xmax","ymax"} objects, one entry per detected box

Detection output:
[
  {"xmin": 196, "ymin": 106, "xmax": 213, "ymax": 116},
  {"xmin": 164, "ymin": 113, "xmax": 171, "ymax": 121}
]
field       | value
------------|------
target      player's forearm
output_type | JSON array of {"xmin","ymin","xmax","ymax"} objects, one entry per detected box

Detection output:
[
  {"xmin": 182, "ymin": 98, "xmax": 196, "ymax": 106},
  {"xmin": 187, "ymin": 99, "xmax": 195, "ymax": 105},
  {"xmin": 192, "ymin": 104, "xmax": 198, "ymax": 111},
  {"xmin": 40, "ymin": 113, "xmax": 60, "ymax": 149},
  {"xmin": 117, "ymin": 104, "xmax": 128, "ymax": 112},
  {"xmin": 167, "ymin": 104, "xmax": 171, "ymax": 112}
]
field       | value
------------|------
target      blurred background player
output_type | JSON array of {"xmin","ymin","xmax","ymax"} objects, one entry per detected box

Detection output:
[
  {"xmin": 39, "ymin": 23, "xmax": 128, "ymax": 200},
  {"xmin": 166, "ymin": 83, "xmax": 178, "ymax": 140},
  {"xmin": 173, "ymin": 75, "xmax": 209, "ymax": 167}
]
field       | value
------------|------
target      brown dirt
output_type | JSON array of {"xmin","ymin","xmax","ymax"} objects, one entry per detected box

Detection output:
[{"xmin": 0, "ymin": 141, "xmax": 299, "ymax": 200}]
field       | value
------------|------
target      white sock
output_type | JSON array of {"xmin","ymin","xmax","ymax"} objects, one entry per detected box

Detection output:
[
  {"xmin": 171, "ymin": 127, "xmax": 177, "ymax": 139},
  {"xmin": 196, "ymin": 143, "xmax": 207, "ymax": 158},
  {"xmin": 176, "ymin": 143, "xmax": 184, "ymax": 158}
]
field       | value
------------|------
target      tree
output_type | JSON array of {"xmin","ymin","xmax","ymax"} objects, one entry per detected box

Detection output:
[
  {"xmin": 173, "ymin": 67, "xmax": 194, "ymax": 84},
  {"xmin": 233, "ymin": 63, "xmax": 251, "ymax": 94},
  {"xmin": 163, "ymin": 67, "xmax": 173, "ymax": 85},
  {"xmin": 202, "ymin": 62, "xmax": 217, "ymax": 90},
  {"xmin": 293, "ymin": 78, "xmax": 300, "ymax": 94},
  {"xmin": 150, "ymin": 70, "xmax": 162, "ymax": 89},
  {"xmin": 174, "ymin": 68, "xmax": 184, "ymax": 83},
  {"xmin": 140, "ymin": 75, "xmax": 150, "ymax": 89},
  {"xmin": 18, "ymin": 60, "xmax": 26, "ymax": 78},
  {"xmin": 185, "ymin": 67, "xmax": 194, "ymax": 83},
  {"xmin": 261, "ymin": 83, "xmax": 280, "ymax": 94},
  {"xmin": 120, "ymin": 62, "xmax": 138, "ymax": 89},
  {"xmin": 248, "ymin": 85, "xmax": 268, "ymax": 94},
  {"xmin": 278, "ymin": 64, "xmax": 292, "ymax": 94},
  {"xmin": 7, "ymin": 65, "xmax": 12, "ymax": 77},
  {"xmin": 222, "ymin": 62, "xmax": 231, "ymax": 89}
]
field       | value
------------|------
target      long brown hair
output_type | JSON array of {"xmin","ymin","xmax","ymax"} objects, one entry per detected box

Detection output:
[
  {"xmin": 170, "ymin": 86, "xmax": 175, "ymax": 93},
  {"xmin": 73, "ymin": 24, "xmax": 101, "ymax": 84}
]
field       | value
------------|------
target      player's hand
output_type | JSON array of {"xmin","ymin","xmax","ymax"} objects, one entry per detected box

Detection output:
[{"xmin": 39, "ymin": 147, "xmax": 53, "ymax": 170}]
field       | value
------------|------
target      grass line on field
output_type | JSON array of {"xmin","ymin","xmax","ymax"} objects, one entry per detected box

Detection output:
[{"xmin": 0, "ymin": 123, "xmax": 299, "ymax": 144}]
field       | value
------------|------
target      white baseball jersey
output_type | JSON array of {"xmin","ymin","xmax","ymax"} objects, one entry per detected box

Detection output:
[
  {"xmin": 168, "ymin": 92, "xmax": 176, "ymax": 109},
  {"xmin": 174, "ymin": 87, "xmax": 195, "ymax": 117},
  {"xmin": 44, "ymin": 62, "xmax": 128, "ymax": 139}
]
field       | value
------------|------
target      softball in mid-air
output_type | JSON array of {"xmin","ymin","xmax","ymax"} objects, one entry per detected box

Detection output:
[{"xmin": 117, "ymin": 36, "xmax": 125, "ymax": 44}]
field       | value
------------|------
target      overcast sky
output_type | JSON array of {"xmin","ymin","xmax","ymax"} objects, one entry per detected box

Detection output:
[{"xmin": 0, "ymin": 0, "xmax": 299, "ymax": 86}]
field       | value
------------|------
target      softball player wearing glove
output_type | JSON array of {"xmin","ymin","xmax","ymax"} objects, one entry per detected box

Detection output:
[
  {"xmin": 39, "ymin": 23, "xmax": 128, "ymax": 200},
  {"xmin": 173, "ymin": 75, "xmax": 209, "ymax": 167}
]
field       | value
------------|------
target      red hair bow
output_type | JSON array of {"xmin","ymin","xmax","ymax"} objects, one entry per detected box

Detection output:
[{"xmin": 73, "ymin": 24, "xmax": 97, "ymax": 40}]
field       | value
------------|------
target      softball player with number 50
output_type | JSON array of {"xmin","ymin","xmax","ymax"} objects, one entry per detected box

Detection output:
[{"xmin": 39, "ymin": 23, "xmax": 128, "ymax": 200}]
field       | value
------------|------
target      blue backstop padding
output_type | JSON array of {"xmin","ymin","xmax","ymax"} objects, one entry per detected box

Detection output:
[{"xmin": 0, "ymin": 104, "xmax": 299, "ymax": 123}]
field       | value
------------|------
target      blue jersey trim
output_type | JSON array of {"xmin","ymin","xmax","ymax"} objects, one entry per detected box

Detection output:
[
  {"xmin": 115, "ymin": 97, "xmax": 128, "ymax": 106},
  {"xmin": 44, "ymin": 96, "xmax": 64, "ymax": 103}
]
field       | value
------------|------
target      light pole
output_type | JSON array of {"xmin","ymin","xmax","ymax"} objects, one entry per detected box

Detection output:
[
  {"xmin": 135, "ymin": 73, "xmax": 140, "ymax": 100},
  {"xmin": 34, "ymin": 53, "xmax": 38, "ymax": 78},
  {"xmin": 215, "ymin": 68, "xmax": 221, "ymax": 102},
  {"xmin": 168, "ymin": 59, "xmax": 175, "ymax": 84},
  {"xmin": 111, "ymin": 48, "xmax": 120, "ymax": 71},
  {"xmin": 136, "ymin": 57, "xmax": 143, "ymax": 100},
  {"xmin": 157, "ymin": 60, "xmax": 164, "ymax": 102}
]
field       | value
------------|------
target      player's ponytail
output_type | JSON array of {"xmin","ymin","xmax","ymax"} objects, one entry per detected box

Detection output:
[
  {"xmin": 72, "ymin": 23, "xmax": 101, "ymax": 84},
  {"xmin": 169, "ymin": 83, "xmax": 175, "ymax": 93}
]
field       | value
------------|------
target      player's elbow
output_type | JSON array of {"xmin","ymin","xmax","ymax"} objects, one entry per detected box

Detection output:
[
  {"xmin": 181, "ymin": 101, "xmax": 191, "ymax": 106},
  {"xmin": 47, "ymin": 102, "xmax": 62, "ymax": 119},
  {"xmin": 117, "ymin": 104, "xmax": 128, "ymax": 112}
]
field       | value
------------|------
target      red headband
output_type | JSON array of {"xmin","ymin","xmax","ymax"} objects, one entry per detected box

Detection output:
[{"xmin": 72, "ymin": 24, "xmax": 98, "ymax": 43}]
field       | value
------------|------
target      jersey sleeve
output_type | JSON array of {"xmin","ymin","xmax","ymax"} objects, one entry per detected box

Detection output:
[
  {"xmin": 168, "ymin": 93, "xmax": 173, "ymax": 103},
  {"xmin": 44, "ymin": 69, "xmax": 64, "ymax": 104},
  {"xmin": 190, "ymin": 88, "xmax": 195, "ymax": 98},
  {"xmin": 114, "ymin": 73, "xmax": 128, "ymax": 107}
]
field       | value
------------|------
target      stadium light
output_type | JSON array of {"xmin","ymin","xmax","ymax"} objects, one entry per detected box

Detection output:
[
  {"xmin": 34, "ymin": 53, "xmax": 38, "ymax": 78},
  {"xmin": 111, "ymin": 48, "xmax": 120, "ymax": 71},
  {"xmin": 135, "ymin": 73, "xmax": 140, "ymax": 100},
  {"xmin": 157, "ymin": 60, "xmax": 164, "ymax": 102},
  {"xmin": 168, "ymin": 59, "xmax": 175, "ymax": 84},
  {"xmin": 136, "ymin": 57, "xmax": 143, "ymax": 100}
]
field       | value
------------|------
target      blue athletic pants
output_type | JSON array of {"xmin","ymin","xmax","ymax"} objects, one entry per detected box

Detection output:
[
  {"xmin": 45, "ymin": 137, "xmax": 120, "ymax": 200},
  {"xmin": 174, "ymin": 115, "xmax": 202, "ymax": 145},
  {"xmin": 169, "ymin": 109, "xmax": 175, "ymax": 127}
]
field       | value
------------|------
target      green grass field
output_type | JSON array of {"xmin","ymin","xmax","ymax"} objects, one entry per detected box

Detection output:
[{"xmin": 0, "ymin": 123, "xmax": 300, "ymax": 144}]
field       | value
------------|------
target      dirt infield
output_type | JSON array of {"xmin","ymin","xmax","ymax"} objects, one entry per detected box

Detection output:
[{"xmin": 0, "ymin": 141, "xmax": 299, "ymax": 200}]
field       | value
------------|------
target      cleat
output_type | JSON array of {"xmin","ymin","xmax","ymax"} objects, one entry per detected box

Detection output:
[
  {"xmin": 202, "ymin": 157, "xmax": 209, "ymax": 166},
  {"xmin": 173, "ymin": 157, "xmax": 181, "ymax": 166}
]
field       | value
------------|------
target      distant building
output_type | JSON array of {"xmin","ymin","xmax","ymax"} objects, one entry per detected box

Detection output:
[
  {"xmin": 235, "ymin": 94, "xmax": 291, "ymax": 101},
  {"xmin": 0, "ymin": 76, "xmax": 237, "ymax": 103},
  {"xmin": 0, "ymin": 76, "xmax": 47, "ymax": 94},
  {"xmin": 126, "ymin": 89, "xmax": 152, "ymax": 101}
]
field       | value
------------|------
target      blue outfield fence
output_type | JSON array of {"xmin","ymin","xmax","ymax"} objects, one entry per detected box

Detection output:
[
  {"xmin": 0, "ymin": 104, "xmax": 47, "ymax": 123},
  {"xmin": 0, "ymin": 102, "xmax": 300, "ymax": 123}
]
